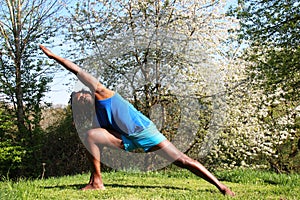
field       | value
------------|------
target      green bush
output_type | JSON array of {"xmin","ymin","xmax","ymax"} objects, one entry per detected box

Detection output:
[
  {"xmin": 0, "ymin": 141, "xmax": 27, "ymax": 179},
  {"xmin": 40, "ymin": 107, "xmax": 90, "ymax": 177}
]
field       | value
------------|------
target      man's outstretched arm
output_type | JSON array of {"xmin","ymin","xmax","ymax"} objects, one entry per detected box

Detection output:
[{"xmin": 39, "ymin": 45, "xmax": 99, "ymax": 92}]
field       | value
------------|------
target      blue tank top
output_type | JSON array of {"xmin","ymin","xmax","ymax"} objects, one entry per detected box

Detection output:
[{"xmin": 95, "ymin": 93, "xmax": 151, "ymax": 136}]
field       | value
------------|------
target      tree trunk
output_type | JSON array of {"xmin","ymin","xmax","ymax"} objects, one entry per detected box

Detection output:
[
  {"xmin": 14, "ymin": 0, "xmax": 27, "ymax": 134},
  {"xmin": 15, "ymin": 61, "xmax": 27, "ymax": 134}
]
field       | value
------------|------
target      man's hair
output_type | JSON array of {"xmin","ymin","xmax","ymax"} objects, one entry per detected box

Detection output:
[
  {"xmin": 69, "ymin": 89, "xmax": 94, "ymax": 131},
  {"xmin": 69, "ymin": 89, "xmax": 92, "ymax": 108}
]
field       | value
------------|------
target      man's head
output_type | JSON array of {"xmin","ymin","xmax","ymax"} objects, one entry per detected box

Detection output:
[
  {"xmin": 70, "ymin": 90, "xmax": 95, "ymax": 128},
  {"xmin": 71, "ymin": 90, "xmax": 94, "ymax": 107}
]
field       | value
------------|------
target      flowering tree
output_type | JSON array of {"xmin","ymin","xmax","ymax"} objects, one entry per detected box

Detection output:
[
  {"xmin": 203, "ymin": 0, "xmax": 300, "ymax": 172},
  {"xmin": 203, "ymin": 55, "xmax": 299, "ymax": 172},
  {"xmin": 64, "ymin": 0, "xmax": 238, "ymax": 161}
]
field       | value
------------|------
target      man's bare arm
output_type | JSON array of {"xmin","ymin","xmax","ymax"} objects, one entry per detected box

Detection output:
[{"xmin": 39, "ymin": 45, "xmax": 99, "ymax": 92}]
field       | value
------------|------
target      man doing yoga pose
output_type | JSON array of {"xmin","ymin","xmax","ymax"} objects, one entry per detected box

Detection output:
[{"xmin": 39, "ymin": 45, "xmax": 235, "ymax": 196}]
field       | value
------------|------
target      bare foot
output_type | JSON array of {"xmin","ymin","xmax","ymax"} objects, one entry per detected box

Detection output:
[
  {"xmin": 82, "ymin": 173, "xmax": 105, "ymax": 191},
  {"xmin": 81, "ymin": 183, "xmax": 106, "ymax": 191},
  {"xmin": 219, "ymin": 184, "xmax": 235, "ymax": 197}
]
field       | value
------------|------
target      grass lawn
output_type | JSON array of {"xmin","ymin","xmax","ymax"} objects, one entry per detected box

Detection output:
[{"xmin": 0, "ymin": 169, "xmax": 299, "ymax": 200}]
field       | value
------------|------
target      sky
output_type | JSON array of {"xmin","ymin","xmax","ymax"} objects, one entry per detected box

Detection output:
[
  {"xmin": 44, "ymin": 70, "xmax": 72, "ymax": 106},
  {"xmin": 44, "ymin": 0, "xmax": 238, "ymax": 106}
]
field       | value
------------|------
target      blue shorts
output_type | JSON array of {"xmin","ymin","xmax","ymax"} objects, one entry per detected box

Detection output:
[{"xmin": 121, "ymin": 123, "xmax": 167, "ymax": 152}]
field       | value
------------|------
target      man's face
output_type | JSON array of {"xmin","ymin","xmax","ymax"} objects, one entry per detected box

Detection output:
[
  {"xmin": 71, "ymin": 91, "xmax": 94, "ymax": 130},
  {"xmin": 74, "ymin": 91, "xmax": 93, "ymax": 106}
]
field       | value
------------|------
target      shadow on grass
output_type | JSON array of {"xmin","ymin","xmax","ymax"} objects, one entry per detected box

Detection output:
[{"xmin": 42, "ymin": 183, "xmax": 190, "ymax": 191}]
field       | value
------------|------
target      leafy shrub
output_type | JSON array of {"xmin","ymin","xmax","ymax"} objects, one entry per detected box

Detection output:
[{"xmin": 0, "ymin": 141, "xmax": 27, "ymax": 179}]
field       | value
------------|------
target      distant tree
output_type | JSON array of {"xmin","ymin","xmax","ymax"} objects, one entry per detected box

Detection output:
[
  {"xmin": 0, "ymin": 0, "xmax": 65, "ymax": 178},
  {"xmin": 0, "ymin": 0, "xmax": 64, "ymax": 136}
]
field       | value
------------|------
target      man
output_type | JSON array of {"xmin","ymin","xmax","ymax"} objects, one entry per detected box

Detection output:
[{"xmin": 39, "ymin": 45, "xmax": 235, "ymax": 196}]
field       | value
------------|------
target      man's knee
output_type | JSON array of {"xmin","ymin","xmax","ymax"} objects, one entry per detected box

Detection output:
[
  {"xmin": 86, "ymin": 128, "xmax": 107, "ymax": 141},
  {"xmin": 85, "ymin": 128, "xmax": 122, "ymax": 148}
]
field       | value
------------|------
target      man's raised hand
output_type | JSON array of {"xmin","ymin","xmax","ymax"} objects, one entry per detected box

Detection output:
[{"xmin": 39, "ymin": 45, "xmax": 55, "ymax": 59}]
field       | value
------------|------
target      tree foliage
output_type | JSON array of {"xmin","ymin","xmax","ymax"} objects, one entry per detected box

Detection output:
[
  {"xmin": 0, "ymin": 0, "xmax": 64, "ymax": 134},
  {"xmin": 229, "ymin": 0, "xmax": 299, "ymax": 98},
  {"xmin": 0, "ymin": 0, "xmax": 65, "ymax": 178},
  {"xmin": 217, "ymin": 0, "xmax": 300, "ymax": 172}
]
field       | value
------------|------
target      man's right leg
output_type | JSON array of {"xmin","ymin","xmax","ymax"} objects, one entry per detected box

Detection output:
[
  {"xmin": 81, "ymin": 128, "xmax": 123, "ymax": 190},
  {"xmin": 149, "ymin": 140, "xmax": 235, "ymax": 196}
]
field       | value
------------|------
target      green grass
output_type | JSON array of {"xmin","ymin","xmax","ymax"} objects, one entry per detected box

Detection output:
[{"xmin": 0, "ymin": 169, "xmax": 299, "ymax": 200}]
